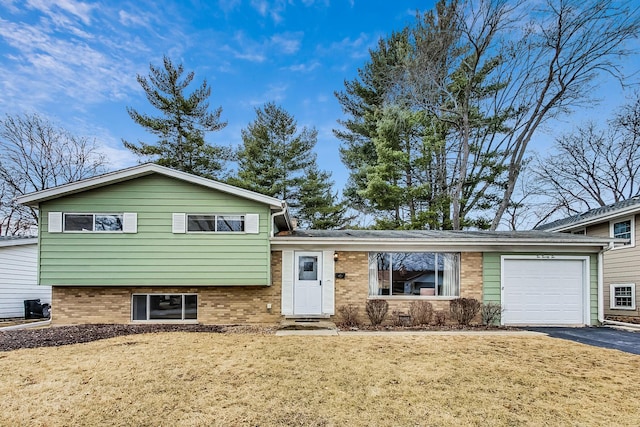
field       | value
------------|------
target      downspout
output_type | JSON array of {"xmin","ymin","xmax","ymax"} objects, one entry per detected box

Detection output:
[
  {"xmin": 271, "ymin": 203, "xmax": 291, "ymax": 238},
  {"xmin": 597, "ymin": 245, "xmax": 608, "ymax": 324}
]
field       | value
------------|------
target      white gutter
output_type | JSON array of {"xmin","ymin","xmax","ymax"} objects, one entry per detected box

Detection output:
[{"xmin": 271, "ymin": 205, "xmax": 290, "ymax": 237}]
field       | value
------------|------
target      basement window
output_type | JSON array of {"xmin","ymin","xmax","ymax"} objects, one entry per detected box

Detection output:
[
  {"xmin": 132, "ymin": 294, "xmax": 198, "ymax": 321},
  {"xmin": 610, "ymin": 284, "xmax": 636, "ymax": 310}
]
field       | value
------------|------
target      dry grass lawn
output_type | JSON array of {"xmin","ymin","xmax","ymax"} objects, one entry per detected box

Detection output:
[{"xmin": 1, "ymin": 332, "xmax": 639, "ymax": 426}]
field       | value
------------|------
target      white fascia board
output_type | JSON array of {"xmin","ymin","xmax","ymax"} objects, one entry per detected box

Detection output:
[
  {"xmin": 0, "ymin": 238, "xmax": 38, "ymax": 247},
  {"xmin": 546, "ymin": 207, "xmax": 640, "ymax": 232},
  {"xmin": 16, "ymin": 163, "xmax": 285, "ymax": 209},
  {"xmin": 270, "ymin": 237, "xmax": 611, "ymax": 252}
]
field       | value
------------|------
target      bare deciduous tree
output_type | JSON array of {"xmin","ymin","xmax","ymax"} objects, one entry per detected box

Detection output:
[
  {"xmin": 0, "ymin": 113, "xmax": 107, "ymax": 235},
  {"xmin": 534, "ymin": 96, "xmax": 640, "ymax": 216}
]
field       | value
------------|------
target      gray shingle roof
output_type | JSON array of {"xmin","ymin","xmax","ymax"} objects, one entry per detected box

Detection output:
[{"xmin": 535, "ymin": 196, "xmax": 640, "ymax": 231}]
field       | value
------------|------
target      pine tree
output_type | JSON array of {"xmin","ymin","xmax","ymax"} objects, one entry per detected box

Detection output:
[
  {"xmin": 123, "ymin": 55, "xmax": 229, "ymax": 179},
  {"xmin": 298, "ymin": 165, "xmax": 350, "ymax": 230},
  {"xmin": 231, "ymin": 103, "xmax": 316, "ymax": 210}
]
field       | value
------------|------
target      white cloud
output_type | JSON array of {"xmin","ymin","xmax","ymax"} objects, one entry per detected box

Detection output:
[
  {"xmin": 246, "ymin": 83, "xmax": 289, "ymax": 106},
  {"xmin": 271, "ymin": 32, "xmax": 302, "ymax": 54},
  {"xmin": 26, "ymin": 0, "xmax": 95, "ymax": 25},
  {"xmin": 288, "ymin": 61, "xmax": 320, "ymax": 72},
  {"xmin": 218, "ymin": 0, "xmax": 241, "ymax": 13},
  {"xmin": 251, "ymin": 0, "xmax": 269, "ymax": 16}
]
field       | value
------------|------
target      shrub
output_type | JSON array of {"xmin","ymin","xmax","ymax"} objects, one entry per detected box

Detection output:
[
  {"xmin": 481, "ymin": 302, "xmax": 503, "ymax": 326},
  {"xmin": 390, "ymin": 310, "xmax": 404, "ymax": 327},
  {"xmin": 449, "ymin": 298, "xmax": 481, "ymax": 326},
  {"xmin": 366, "ymin": 299, "xmax": 389, "ymax": 326},
  {"xmin": 433, "ymin": 310, "xmax": 447, "ymax": 326},
  {"xmin": 337, "ymin": 305, "xmax": 360, "ymax": 328},
  {"xmin": 409, "ymin": 301, "xmax": 433, "ymax": 326}
]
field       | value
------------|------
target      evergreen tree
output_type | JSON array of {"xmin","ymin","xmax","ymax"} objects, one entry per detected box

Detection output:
[
  {"xmin": 231, "ymin": 102, "xmax": 316, "ymax": 210},
  {"xmin": 298, "ymin": 164, "xmax": 350, "ymax": 230},
  {"xmin": 123, "ymin": 55, "xmax": 229, "ymax": 179}
]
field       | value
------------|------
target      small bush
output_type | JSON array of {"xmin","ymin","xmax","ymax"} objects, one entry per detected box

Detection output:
[
  {"xmin": 433, "ymin": 310, "xmax": 447, "ymax": 326},
  {"xmin": 449, "ymin": 298, "xmax": 481, "ymax": 326},
  {"xmin": 337, "ymin": 305, "xmax": 360, "ymax": 328},
  {"xmin": 390, "ymin": 310, "xmax": 404, "ymax": 327},
  {"xmin": 366, "ymin": 300, "xmax": 389, "ymax": 326},
  {"xmin": 409, "ymin": 301, "xmax": 433, "ymax": 326},
  {"xmin": 481, "ymin": 302, "xmax": 503, "ymax": 326}
]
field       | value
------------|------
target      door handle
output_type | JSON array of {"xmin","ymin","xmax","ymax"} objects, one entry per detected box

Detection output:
[{"xmin": 320, "ymin": 280, "xmax": 322, "ymax": 286}]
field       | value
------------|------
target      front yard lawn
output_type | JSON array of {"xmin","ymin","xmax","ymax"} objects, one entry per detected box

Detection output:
[{"xmin": 1, "ymin": 333, "xmax": 638, "ymax": 426}]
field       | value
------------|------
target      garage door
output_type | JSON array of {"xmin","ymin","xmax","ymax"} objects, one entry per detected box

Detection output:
[{"xmin": 502, "ymin": 257, "xmax": 587, "ymax": 326}]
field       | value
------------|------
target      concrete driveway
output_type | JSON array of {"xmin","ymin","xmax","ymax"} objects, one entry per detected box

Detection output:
[{"xmin": 525, "ymin": 327, "xmax": 640, "ymax": 355}]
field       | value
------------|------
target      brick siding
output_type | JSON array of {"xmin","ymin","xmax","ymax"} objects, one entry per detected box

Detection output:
[
  {"xmin": 50, "ymin": 250, "xmax": 484, "ymax": 326},
  {"xmin": 50, "ymin": 252, "xmax": 284, "ymax": 325},
  {"xmin": 332, "ymin": 251, "xmax": 484, "ymax": 325}
]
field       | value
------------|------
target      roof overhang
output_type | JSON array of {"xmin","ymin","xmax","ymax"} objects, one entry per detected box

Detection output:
[
  {"xmin": 0, "ymin": 237, "xmax": 38, "ymax": 247},
  {"xmin": 542, "ymin": 206, "xmax": 640, "ymax": 232},
  {"xmin": 16, "ymin": 163, "xmax": 286, "ymax": 211},
  {"xmin": 270, "ymin": 236, "xmax": 615, "ymax": 252}
]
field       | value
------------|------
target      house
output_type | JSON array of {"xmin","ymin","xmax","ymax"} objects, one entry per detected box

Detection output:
[
  {"xmin": 17, "ymin": 164, "xmax": 615, "ymax": 327},
  {"xmin": 536, "ymin": 197, "xmax": 640, "ymax": 323},
  {"xmin": 0, "ymin": 237, "xmax": 51, "ymax": 318}
]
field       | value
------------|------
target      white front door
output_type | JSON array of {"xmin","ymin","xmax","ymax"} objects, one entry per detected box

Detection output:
[{"xmin": 294, "ymin": 251, "xmax": 323, "ymax": 315}]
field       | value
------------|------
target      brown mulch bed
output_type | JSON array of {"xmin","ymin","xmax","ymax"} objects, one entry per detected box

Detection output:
[
  {"xmin": 606, "ymin": 315, "xmax": 640, "ymax": 325},
  {"xmin": 0, "ymin": 324, "xmax": 276, "ymax": 352}
]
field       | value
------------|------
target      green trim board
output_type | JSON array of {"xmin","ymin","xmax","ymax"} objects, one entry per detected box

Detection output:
[
  {"xmin": 483, "ymin": 252, "xmax": 599, "ymax": 325},
  {"xmin": 39, "ymin": 174, "xmax": 273, "ymax": 286}
]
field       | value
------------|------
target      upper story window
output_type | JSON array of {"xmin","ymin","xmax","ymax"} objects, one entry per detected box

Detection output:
[
  {"xmin": 368, "ymin": 252, "xmax": 460, "ymax": 297},
  {"xmin": 610, "ymin": 217, "xmax": 634, "ymax": 248},
  {"xmin": 187, "ymin": 214, "xmax": 245, "ymax": 232},
  {"xmin": 48, "ymin": 212, "xmax": 137, "ymax": 234},
  {"xmin": 64, "ymin": 213, "xmax": 123, "ymax": 232},
  {"xmin": 172, "ymin": 213, "xmax": 259, "ymax": 234}
]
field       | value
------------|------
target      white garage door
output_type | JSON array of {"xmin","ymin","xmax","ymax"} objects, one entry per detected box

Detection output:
[{"xmin": 502, "ymin": 257, "xmax": 588, "ymax": 326}]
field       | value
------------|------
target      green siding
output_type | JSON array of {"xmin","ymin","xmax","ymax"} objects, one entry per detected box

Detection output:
[
  {"xmin": 483, "ymin": 253, "xmax": 599, "ymax": 325},
  {"xmin": 39, "ymin": 174, "xmax": 272, "ymax": 286}
]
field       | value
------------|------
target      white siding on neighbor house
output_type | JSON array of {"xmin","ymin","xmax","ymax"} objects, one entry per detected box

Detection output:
[{"xmin": 0, "ymin": 243, "xmax": 50, "ymax": 318}]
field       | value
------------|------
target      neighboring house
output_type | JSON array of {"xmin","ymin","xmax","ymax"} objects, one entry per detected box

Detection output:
[
  {"xmin": 0, "ymin": 237, "xmax": 51, "ymax": 318},
  {"xmin": 17, "ymin": 164, "xmax": 615, "ymax": 327},
  {"xmin": 536, "ymin": 197, "xmax": 640, "ymax": 322}
]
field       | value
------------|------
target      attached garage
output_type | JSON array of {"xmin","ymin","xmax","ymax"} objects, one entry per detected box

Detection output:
[{"xmin": 501, "ymin": 256, "xmax": 590, "ymax": 326}]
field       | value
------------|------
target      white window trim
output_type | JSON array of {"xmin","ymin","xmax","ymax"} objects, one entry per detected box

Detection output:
[
  {"xmin": 131, "ymin": 293, "xmax": 198, "ymax": 322},
  {"xmin": 610, "ymin": 216, "xmax": 635, "ymax": 249},
  {"xmin": 62, "ymin": 212, "xmax": 132, "ymax": 233},
  {"xmin": 609, "ymin": 283, "xmax": 636, "ymax": 310}
]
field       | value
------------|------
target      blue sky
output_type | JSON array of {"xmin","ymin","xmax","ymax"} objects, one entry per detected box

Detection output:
[{"xmin": 0, "ymin": 0, "xmax": 638, "ymax": 195}]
